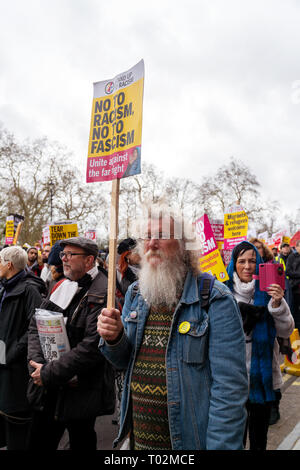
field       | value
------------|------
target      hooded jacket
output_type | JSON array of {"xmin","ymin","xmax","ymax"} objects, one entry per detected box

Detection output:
[
  {"xmin": 226, "ymin": 242, "xmax": 294, "ymax": 392},
  {"xmin": 286, "ymin": 251, "xmax": 300, "ymax": 290},
  {"xmin": 0, "ymin": 270, "xmax": 44, "ymax": 414}
]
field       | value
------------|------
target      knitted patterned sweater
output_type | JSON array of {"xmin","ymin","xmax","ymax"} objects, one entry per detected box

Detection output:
[{"xmin": 130, "ymin": 303, "xmax": 175, "ymax": 450}]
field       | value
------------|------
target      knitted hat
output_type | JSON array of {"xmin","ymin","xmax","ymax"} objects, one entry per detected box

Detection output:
[
  {"xmin": 48, "ymin": 242, "xmax": 64, "ymax": 267},
  {"xmin": 117, "ymin": 238, "xmax": 137, "ymax": 255}
]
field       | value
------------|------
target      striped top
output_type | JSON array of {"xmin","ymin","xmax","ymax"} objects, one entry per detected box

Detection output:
[{"xmin": 130, "ymin": 303, "xmax": 175, "ymax": 450}]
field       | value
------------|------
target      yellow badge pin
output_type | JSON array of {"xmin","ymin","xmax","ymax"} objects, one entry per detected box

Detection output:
[{"xmin": 178, "ymin": 321, "xmax": 191, "ymax": 334}]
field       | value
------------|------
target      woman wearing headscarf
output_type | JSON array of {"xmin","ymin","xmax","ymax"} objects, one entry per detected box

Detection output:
[
  {"xmin": 226, "ymin": 241, "xmax": 294, "ymax": 450},
  {"xmin": 249, "ymin": 237, "xmax": 292, "ymax": 425}
]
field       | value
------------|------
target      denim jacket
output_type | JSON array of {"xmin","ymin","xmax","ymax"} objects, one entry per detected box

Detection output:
[{"xmin": 99, "ymin": 270, "xmax": 248, "ymax": 450}]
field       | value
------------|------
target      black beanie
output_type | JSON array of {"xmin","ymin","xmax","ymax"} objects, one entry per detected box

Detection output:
[
  {"xmin": 117, "ymin": 238, "xmax": 137, "ymax": 255},
  {"xmin": 48, "ymin": 241, "xmax": 64, "ymax": 267}
]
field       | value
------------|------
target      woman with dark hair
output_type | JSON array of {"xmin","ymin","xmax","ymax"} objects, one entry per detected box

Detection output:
[
  {"xmin": 249, "ymin": 237, "xmax": 292, "ymax": 425},
  {"xmin": 226, "ymin": 241, "xmax": 294, "ymax": 450}
]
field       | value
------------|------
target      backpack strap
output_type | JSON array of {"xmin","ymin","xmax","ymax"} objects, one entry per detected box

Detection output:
[{"xmin": 198, "ymin": 273, "xmax": 215, "ymax": 312}]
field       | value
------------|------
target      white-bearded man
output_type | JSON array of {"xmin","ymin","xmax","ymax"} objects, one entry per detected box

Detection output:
[{"xmin": 97, "ymin": 204, "xmax": 248, "ymax": 450}]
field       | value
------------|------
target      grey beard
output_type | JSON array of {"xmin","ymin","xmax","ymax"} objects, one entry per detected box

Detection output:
[{"xmin": 139, "ymin": 256, "xmax": 187, "ymax": 308}]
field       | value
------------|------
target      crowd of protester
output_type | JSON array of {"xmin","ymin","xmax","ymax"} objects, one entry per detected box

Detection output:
[{"xmin": 0, "ymin": 208, "xmax": 299, "ymax": 451}]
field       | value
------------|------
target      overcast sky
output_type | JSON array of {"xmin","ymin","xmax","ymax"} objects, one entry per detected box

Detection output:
[{"xmin": 1, "ymin": 0, "xmax": 300, "ymax": 227}]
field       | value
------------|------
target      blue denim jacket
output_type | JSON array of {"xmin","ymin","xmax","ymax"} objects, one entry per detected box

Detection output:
[{"xmin": 99, "ymin": 271, "xmax": 248, "ymax": 450}]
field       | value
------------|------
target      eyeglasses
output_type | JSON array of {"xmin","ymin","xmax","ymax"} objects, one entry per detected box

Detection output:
[{"xmin": 59, "ymin": 251, "xmax": 88, "ymax": 260}]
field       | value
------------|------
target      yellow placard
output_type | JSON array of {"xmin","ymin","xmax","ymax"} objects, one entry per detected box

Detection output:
[
  {"xmin": 86, "ymin": 60, "xmax": 144, "ymax": 183},
  {"xmin": 5, "ymin": 220, "xmax": 14, "ymax": 239},
  {"xmin": 88, "ymin": 78, "xmax": 143, "ymax": 159},
  {"xmin": 224, "ymin": 210, "xmax": 248, "ymax": 239},
  {"xmin": 199, "ymin": 250, "xmax": 229, "ymax": 282},
  {"xmin": 49, "ymin": 223, "xmax": 78, "ymax": 246},
  {"xmin": 282, "ymin": 236, "xmax": 291, "ymax": 245}
]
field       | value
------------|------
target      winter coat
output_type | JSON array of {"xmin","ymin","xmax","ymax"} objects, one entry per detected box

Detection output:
[
  {"xmin": 0, "ymin": 271, "xmax": 44, "ymax": 414},
  {"xmin": 231, "ymin": 271, "xmax": 294, "ymax": 390},
  {"xmin": 27, "ymin": 269, "xmax": 115, "ymax": 421},
  {"xmin": 286, "ymin": 251, "xmax": 300, "ymax": 291},
  {"xmin": 117, "ymin": 266, "xmax": 138, "ymax": 297}
]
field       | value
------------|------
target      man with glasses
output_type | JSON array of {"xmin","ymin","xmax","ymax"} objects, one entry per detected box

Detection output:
[{"xmin": 27, "ymin": 237, "xmax": 115, "ymax": 450}]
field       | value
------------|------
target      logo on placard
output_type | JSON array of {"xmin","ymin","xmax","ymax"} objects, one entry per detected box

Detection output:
[
  {"xmin": 105, "ymin": 81, "xmax": 114, "ymax": 94},
  {"xmin": 219, "ymin": 272, "xmax": 226, "ymax": 280}
]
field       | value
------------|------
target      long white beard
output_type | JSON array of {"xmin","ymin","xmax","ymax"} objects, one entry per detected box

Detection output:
[{"xmin": 138, "ymin": 249, "xmax": 187, "ymax": 308}]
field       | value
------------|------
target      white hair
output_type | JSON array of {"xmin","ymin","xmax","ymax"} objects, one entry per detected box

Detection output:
[
  {"xmin": 131, "ymin": 200, "xmax": 201, "ymax": 274},
  {"xmin": 0, "ymin": 246, "xmax": 28, "ymax": 271}
]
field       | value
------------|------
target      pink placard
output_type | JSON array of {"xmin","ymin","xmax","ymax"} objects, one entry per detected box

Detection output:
[
  {"xmin": 195, "ymin": 214, "xmax": 218, "ymax": 256},
  {"xmin": 223, "ymin": 236, "xmax": 247, "ymax": 250},
  {"xmin": 211, "ymin": 222, "xmax": 224, "ymax": 242}
]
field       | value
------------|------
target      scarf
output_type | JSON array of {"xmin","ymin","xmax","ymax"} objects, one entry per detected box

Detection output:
[
  {"xmin": 232, "ymin": 271, "xmax": 255, "ymax": 303},
  {"xmin": 226, "ymin": 242, "xmax": 276, "ymax": 404},
  {"xmin": 49, "ymin": 266, "xmax": 99, "ymax": 310}
]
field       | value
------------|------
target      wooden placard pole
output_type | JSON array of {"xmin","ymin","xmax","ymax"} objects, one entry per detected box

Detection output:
[{"xmin": 107, "ymin": 178, "xmax": 120, "ymax": 309}]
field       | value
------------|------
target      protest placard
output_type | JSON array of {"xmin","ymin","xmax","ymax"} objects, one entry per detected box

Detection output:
[
  {"xmin": 271, "ymin": 229, "xmax": 288, "ymax": 248},
  {"xmin": 211, "ymin": 219, "xmax": 224, "ymax": 251},
  {"xmin": 5, "ymin": 214, "xmax": 24, "ymax": 245},
  {"xmin": 290, "ymin": 231, "xmax": 300, "ymax": 247},
  {"xmin": 86, "ymin": 60, "xmax": 144, "ymax": 183},
  {"xmin": 86, "ymin": 61, "xmax": 145, "ymax": 308},
  {"xmin": 195, "ymin": 214, "xmax": 228, "ymax": 282},
  {"xmin": 222, "ymin": 249, "xmax": 233, "ymax": 267},
  {"xmin": 42, "ymin": 225, "xmax": 51, "ymax": 246},
  {"xmin": 84, "ymin": 229, "xmax": 97, "ymax": 241},
  {"xmin": 5, "ymin": 216, "xmax": 15, "ymax": 245},
  {"xmin": 49, "ymin": 222, "xmax": 78, "ymax": 246},
  {"xmin": 224, "ymin": 208, "xmax": 248, "ymax": 250},
  {"xmin": 258, "ymin": 231, "xmax": 268, "ymax": 243}
]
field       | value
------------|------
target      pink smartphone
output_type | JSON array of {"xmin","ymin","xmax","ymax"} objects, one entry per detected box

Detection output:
[{"xmin": 258, "ymin": 263, "xmax": 285, "ymax": 292}]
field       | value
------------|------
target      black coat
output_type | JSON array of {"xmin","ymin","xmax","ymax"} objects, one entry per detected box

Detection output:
[
  {"xmin": 0, "ymin": 271, "xmax": 44, "ymax": 414},
  {"xmin": 27, "ymin": 270, "xmax": 115, "ymax": 421},
  {"xmin": 118, "ymin": 266, "xmax": 138, "ymax": 297},
  {"xmin": 286, "ymin": 252, "xmax": 300, "ymax": 290}
]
